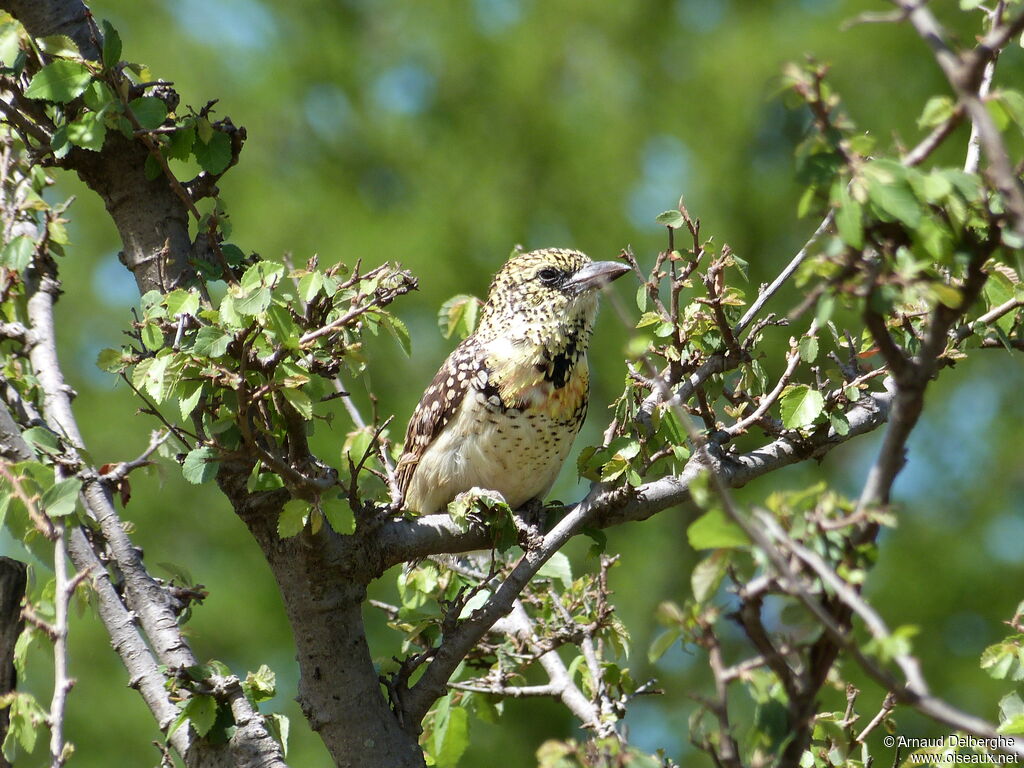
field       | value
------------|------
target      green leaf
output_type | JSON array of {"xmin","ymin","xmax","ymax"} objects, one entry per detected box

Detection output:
[
  {"xmin": 82, "ymin": 79, "xmax": 114, "ymax": 112},
  {"xmin": 183, "ymin": 694, "xmax": 217, "ymax": 737},
  {"xmin": 941, "ymin": 168, "xmax": 983, "ymax": 202},
  {"xmin": 164, "ymin": 289, "xmax": 200, "ymax": 318},
  {"xmin": 37, "ymin": 35, "xmax": 80, "ymax": 59},
  {"xmin": 829, "ymin": 411, "xmax": 850, "ymax": 436},
  {"xmin": 144, "ymin": 151, "xmax": 163, "ymax": 180},
  {"xmin": 834, "ymin": 185, "xmax": 863, "ymax": 249},
  {"xmin": 278, "ymin": 499, "xmax": 308, "ymax": 538},
  {"xmin": 128, "ymin": 96, "xmax": 167, "ymax": 130},
  {"xmin": 914, "ymin": 217, "xmax": 953, "ymax": 262},
  {"xmin": 655, "ymin": 210, "xmax": 686, "ymax": 229},
  {"xmin": 921, "ymin": 170, "xmax": 953, "ymax": 203},
  {"xmin": 635, "ymin": 284, "xmax": 648, "ymax": 311},
  {"xmin": 243, "ymin": 664, "xmax": 277, "ymax": 703},
  {"xmin": 192, "ymin": 326, "xmax": 230, "ymax": 357},
  {"xmin": 24, "ymin": 60, "xmax": 93, "ymax": 103},
  {"xmin": 1, "ymin": 236, "xmax": 34, "ymax": 271},
  {"xmin": 981, "ymin": 636, "xmax": 1024, "ymax": 681},
  {"xmin": 384, "ymin": 315, "xmax": 412, "ymax": 356},
  {"xmin": 537, "ymin": 551, "xmax": 572, "ymax": 589},
  {"xmin": 798, "ymin": 335, "xmax": 818, "ymax": 363},
  {"xmin": 998, "ymin": 714, "xmax": 1024, "ymax": 735},
  {"xmin": 66, "ymin": 110, "xmax": 107, "ymax": 151},
  {"xmin": 51, "ymin": 125, "xmax": 71, "ymax": 159},
  {"xmin": 998, "ymin": 89, "xmax": 1024, "ymax": 133},
  {"xmin": 780, "ymin": 384, "xmax": 824, "ymax": 429},
  {"xmin": 247, "ymin": 466, "xmax": 284, "ymax": 492},
  {"xmin": 691, "ymin": 550, "xmax": 729, "ymax": 602},
  {"xmin": 267, "ymin": 712, "xmax": 289, "ymax": 756},
  {"xmin": 796, "ymin": 184, "xmax": 817, "ymax": 219},
  {"xmin": 233, "ymin": 287, "xmax": 271, "ymax": 316},
  {"xmin": 96, "ymin": 347, "xmax": 127, "ymax": 373},
  {"xmin": 196, "ymin": 116, "xmax": 214, "ymax": 144},
  {"xmin": 0, "ymin": 22, "xmax": 22, "ymax": 68},
  {"xmin": 40, "ymin": 477, "xmax": 81, "ymax": 518},
  {"xmin": 929, "ymin": 283, "xmax": 962, "ymax": 309},
  {"xmin": 179, "ymin": 383, "xmax": 204, "ymax": 421},
  {"xmin": 220, "ymin": 243, "xmax": 244, "ymax": 265},
  {"xmin": 687, "ymin": 507, "xmax": 748, "ymax": 550},
  {"xmin": 3, "ymin": 692, "xmax": 46, "ymax": 761},
  {"xmin": 599, "ymin": 439, "xmax": 641, "ymax": 482},
  {"xmin": 865, "ymin": 624, "xmax": 918, "ymax": 662},
  {"xmin": 1000, "ymin": 691, "xmax": 1024, "ymax": 724},
  {"xmin": 167, "ymin": 124, "xmax": 196, "ymax": 161},
  {"xmin": 193, "ymin": 131, "xmax": 232, "ymax": 175},
  {"xmin": 647, "ymin": 627, "xmax": 681, "ymax": 663},
  {"xmin": 321, "ymin": 494, "xmax": 355, "ymax": 535},
  {"xmin": 864, "ymin": 159, "xmax": 922, "ymax": 229},
  {"xmin": 240, "ymin": 260, "xmax": 284, "ymax": 291},
  {"xmin": 917, "ymin": 95, "xmax": 955, "ymax": 130},
  {"xmin": 983, "ymin": 272, "xmax": 1018, "ymax": 334},
  {"xmin": 437, "ymin": 294, "xmax": 480, "ymax": 340},
  {"xmin": 635, "ymin": 311, "xmax": 662, "ymax": 329},
  {"xmin": 434, "ymin": 701, "xmax": 469, "ymax": 768},
  {"xmin": 182, "ymin": 446, "xmax": 218, "ymax": 485},
  {"xmin": 729, "ymin": 253, "xmax": 749, "ymax": 280},
  {"xmin": 298, "ymin": 271, "xmax": 324, "ymax": 303},
  {"xmin": 140, "ymin": 322, "xmax": 164, "ymax": 352},
  {"xmin": 458, "ymin": 589, "xmax": 491, "ymax": 619},
  {"xmin": 22, "ymin": 427, "xmax": 61, "ymax": 457},
  {"xmin": 815, "ymin": 294, "xmax": 835, "ymax": 326},
  {"xmin": 101, "ymin": 20, "xmax": 122, "ymax": 68},
  {"xmin": 281, "ymin": 387, "xmax": 313, "ymax": 420}
]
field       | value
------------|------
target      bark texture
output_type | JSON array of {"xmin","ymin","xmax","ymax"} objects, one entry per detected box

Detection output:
[
  {"xmin": 219, "ymin": 468, "xmax": 426, "ymax": 768},
  {"xmin": 0, "ymin": 557, "xmax": 26, "ymax": 768}
]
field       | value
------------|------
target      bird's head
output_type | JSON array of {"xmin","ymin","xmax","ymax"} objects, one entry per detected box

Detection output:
[{"xmin": 476, "ymin": 248, "xmax": 631, "ymax": 345}]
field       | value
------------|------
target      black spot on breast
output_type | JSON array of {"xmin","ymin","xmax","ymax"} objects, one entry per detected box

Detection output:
[{"xmin": 544, "ymin": 333, "xmax": 580, "ymax": 389}]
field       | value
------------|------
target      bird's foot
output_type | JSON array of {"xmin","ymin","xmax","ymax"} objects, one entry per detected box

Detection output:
[{"xmin": 514, "ymin": 498, "xmax": 546, "ymax": 551}]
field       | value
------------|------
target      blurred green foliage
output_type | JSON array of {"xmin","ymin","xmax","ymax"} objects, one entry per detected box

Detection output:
[{"xmin": 5, "ymin": 0, "xmax": 1024, "ymax": 765}]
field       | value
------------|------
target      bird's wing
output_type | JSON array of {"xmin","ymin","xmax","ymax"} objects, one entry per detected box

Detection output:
[{"xmin": 395, "ymin": 337, "xmax": 483, "ymax": 498}]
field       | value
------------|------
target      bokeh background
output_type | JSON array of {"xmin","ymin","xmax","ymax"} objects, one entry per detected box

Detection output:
[{"xmin": 5, "ymin": 0, "xmax": 1024, "ymax": 765}]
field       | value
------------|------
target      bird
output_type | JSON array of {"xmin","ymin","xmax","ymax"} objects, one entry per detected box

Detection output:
[{"xmin": 395, "ymin": 248, "xmax": 630, "ymax": 516}]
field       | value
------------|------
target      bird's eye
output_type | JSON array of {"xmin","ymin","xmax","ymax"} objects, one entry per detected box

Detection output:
[{"xmin": 537, "ymin": 268, "xmax": 561, "ymax": 285}]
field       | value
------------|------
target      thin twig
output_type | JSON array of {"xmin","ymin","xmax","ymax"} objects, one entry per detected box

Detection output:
[
  {"xmin": 723, "ymin": 342, "xmax": 801, "ymax": 438},
  {"xmin": 734, "ymin": 211, "xmax": 834, "ymax": 337},
  {"xmin": 856, "ymin": 692, "xmax": 897, "ymax": 744},
  {"xmin": 964, "ymin": 2, "xmax": 1004, "ymax": 175},
  {"xmin": 100, "ymin": 430, "xmax": 170, "ymax": 483},
  {"xmin": 48, "ymin": 520, "xmax": 88, "ymax": 768}
]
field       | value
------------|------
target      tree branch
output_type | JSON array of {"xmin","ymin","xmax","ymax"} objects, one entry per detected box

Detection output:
[
  {"xmin": 734, "ymin": 211, "xmax": 834, "ymax": 337},
  {"xmin": 493, "ymin": 601, "xmax": 600, "ymax": 728},
  {"xmin": 373, "ymin": 388, "xmax": 893, "ymax": 571},
  {"xmin": 858, "ymin": 244, "xmax": 991, "ymax": 511},
  {"xmin": 755, "ymin": 509, "xmax": 1023, "ymax": 757},
  {"xmin": 0, "ymin": 0, "xmax": 100, "ymax": 60},
  {"xmin": 893, "ymin": 0, "xmax": 1024, "ymax": 235},
  {"xmin": 1, "ymin": 0, "xmax": 193, "ymax": 294},
  {"xmin": 10, "ymin": 247, "xmax": 287, "ymax": 765}
]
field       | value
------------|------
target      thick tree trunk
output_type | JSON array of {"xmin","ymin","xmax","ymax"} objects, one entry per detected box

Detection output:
[
  {"xmin": 218, "ymin": 470, "xmax": 425, "ymax": 768},
  {"xmin": 72, "ymin": 134, "xmax": 193, "ymax": 294},
  {"xmin": 0, "ymin": 0, "xmax": 193, "ymax": 296}
]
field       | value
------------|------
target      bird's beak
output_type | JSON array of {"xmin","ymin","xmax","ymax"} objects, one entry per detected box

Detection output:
[{"xmin": 565, "ymin": 261, "xmax": 631, "ymax": 294}]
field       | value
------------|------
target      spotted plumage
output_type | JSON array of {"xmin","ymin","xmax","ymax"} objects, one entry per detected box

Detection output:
[{"xmin": 396, "ymin": 248, "xmax": 630, "ymax": 515}]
